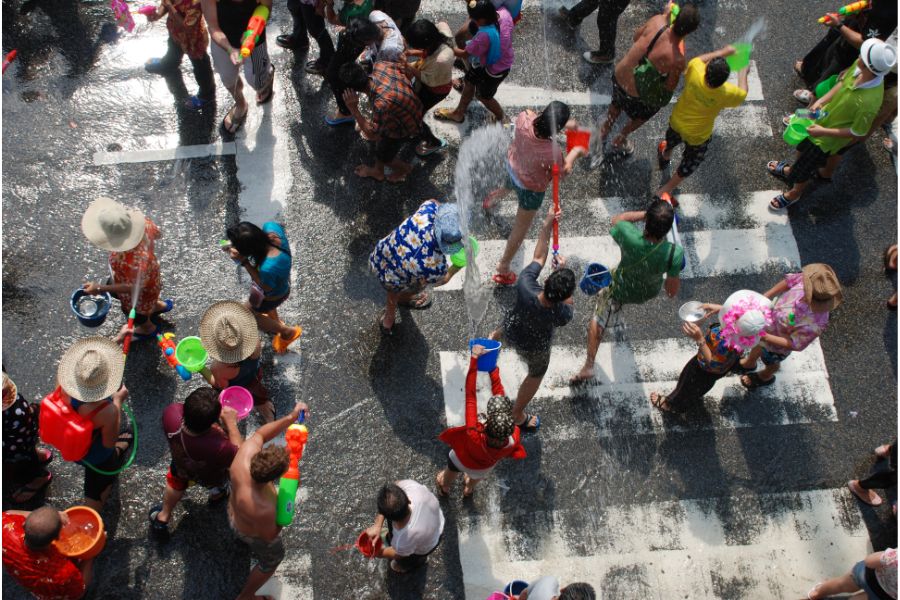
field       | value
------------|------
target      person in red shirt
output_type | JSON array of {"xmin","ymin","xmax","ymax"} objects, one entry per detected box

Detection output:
[
  {"xmin": 2, "ymin": 506, "xmax": 94, "ymax": 600},
  {"xmin": 435, "ymin": 344, "xmax": 526, "ymax": 498}
]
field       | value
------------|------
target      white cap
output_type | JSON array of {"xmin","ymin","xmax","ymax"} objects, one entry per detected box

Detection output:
[{"xmin": 860, "ymin": 38, "xmax": 898, "ymax": 75}]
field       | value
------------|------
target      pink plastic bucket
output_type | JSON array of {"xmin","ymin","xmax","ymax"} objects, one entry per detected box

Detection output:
[{"xmin": 219, "ymin": 386, "xmax": 253, "ymax": 419}]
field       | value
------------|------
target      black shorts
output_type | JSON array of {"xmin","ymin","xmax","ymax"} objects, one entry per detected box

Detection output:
[
  {"xmin": 665, "ymin": 127, "xmax": 710, "ymax": 178},
  {"xmin": 788, "ymin": 138, "xmax": 831, "ymax": 185},
  {"xmin": 611, "ymin": 73, "xmax": 664, "ymax": 122},
  {"xmin": 375, "ymin": 136, "xmax": 406, "ymax": 163},
  {"xmin": 82, "ymin": 448, "xmax": 125, "ymax": 501},
  {"xmin": 465, "ymin": 66, "xmax": 509, "ymax": 101}
]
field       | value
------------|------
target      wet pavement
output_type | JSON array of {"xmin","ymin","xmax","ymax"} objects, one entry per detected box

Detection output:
[{"xmin": 2, "ymin": 0, "xmax": 898, "ymax": 598}]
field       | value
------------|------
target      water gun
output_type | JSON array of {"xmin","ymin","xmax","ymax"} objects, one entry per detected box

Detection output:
[
  {"xmin": 157, "ymin": 333, "xmax": 191, "ymax": 381},
  {"xmin": 668, "ymin": 1, "xmax": 680, "ymax": 26},
  {"xmin": 551, "ymin": 164, "xmax": 560, "ymax": 269},
  {"xmin": 2, "ymin": 50, "xmax": 17, "ymax": 75},
  {"xmin": 111, "ymin": 0, "xmax": 136, "ymax": 32},
  {"xmin": 122, "ymin": 308, "xmax": 136, "ymax": 358},
  {"xmin": 276, "ymin": 412, "xmax": 308, "ymax": 527},
  {"xmin": 240, "ymin": 5, "xmax": 270, "ymax": 58},
  {"xmin": 819, "ymin": 0, "xmax": 867, "ymax": 24}
]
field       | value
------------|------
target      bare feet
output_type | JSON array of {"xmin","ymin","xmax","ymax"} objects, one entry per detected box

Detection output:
[
  {"xmin": 569, "ymin": 366, "xmax": 595, "ymax": 384},
  {"xmin": 354, "ymin": 164, "xmax": 385, "ymax": 181},
  {"xmin": 875, "ymin": 444, "xmax": 892, "ymax": 459},
  {"xmin": 462, "ymin": 474, "xmax": 477, "ymax": 497},
  {"xmin": 848, "ymin": 479, "xmax": 883, "ymax": 506}
]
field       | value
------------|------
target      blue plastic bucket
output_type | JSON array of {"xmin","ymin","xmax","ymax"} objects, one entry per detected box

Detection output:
[
  {"xmin": 503, "ymin": 580, "xmax": 529, "ymax": 597},
  {"xmin": 579, "ymin": 263, "xmax": 611, "ymax": 295},
  {"xmin": 70, "ymin": 289, "xmax": 112, "ymax": 327},
  {"xmin": 469, "ymin": 338, "xmax": 502, "ymax": 372}
]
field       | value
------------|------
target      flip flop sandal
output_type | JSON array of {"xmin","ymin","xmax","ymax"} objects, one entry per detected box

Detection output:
[
  {"xmin": 729, "ymin": 362, "xmax": 755, "ymax": 376},
  {"xmin": 516, "ymin": 413, "xmax": 540, "ymax": 433},
  {"xmin": 884, "ymin": 246, "xmax": 898, "ymax": 272},
  {"xmin": 656, "ymin": 140, "xmax": 670, "ymax": 170},
  {"xmin": 492, "ymin": 271, "xmax": 517, "ymax": 286},
  {"xmin": 433, "ymin": 107, "xmax": 465, "ymax": 124},
  {"xmin": 256, "ymin": 66, "xmax": 275, "ymax": 105},
  {"xmin": 740, "ymin": 372, "xmax": 775, "ymax": 389},
  {"xmin": 273, "ymin": 326, "xmax": 302, "ymax": 354},
  {"xmin": 159, "ymin": 298, "xmax": 174, "ymax": 314},
  {"xmin": 222, "ymin": 106, "xmax": 248, "ymax": 134},
  {"xmin": 650, "ymin": 392, "xmax": 672, "ymax": 412},
  {"xmin": 793, "ymin": 60, "xmax": 803, "ymax": 76},
  {"xmin": 398, "ymin": 292, "xmax": 432, "ymax": 310},
  {"xmin": 11, "ymin": 473, "xmax": 52, "ymax": 503},
  {"xmin": 415, "ymin": 138, "xmax": 448, "ymax": 157},
  {"xmin": 148, "ymin": 505, "xmax": 169, "ymax": 533},
  {"xmin": 848, "ymin": 480, "xmax": 884, "ymax": 506},
  {"xmin": 769, "ymin": 193, "xmax": 796, "ymax": 212},
  {"xmin": 766, "ymin": 160, "xmax": 791, "ymax": 182},
  {"xmin": 184, "ymin": 95, "xmax": 213, "ymax": 110}
]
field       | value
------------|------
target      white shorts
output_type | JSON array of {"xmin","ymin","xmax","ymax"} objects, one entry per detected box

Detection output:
[
  {"xmin": 449, "ymin": 450, "xmax": 494, "ymax": 480},
  {"xmin": 210, "ymin": 40, "xmax": 272, "ymax": 91}
]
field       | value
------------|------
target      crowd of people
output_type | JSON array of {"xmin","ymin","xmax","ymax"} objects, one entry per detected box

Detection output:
[{"xmin": 2, "ymin": 0, "xmax": 899, "ymax": 598}]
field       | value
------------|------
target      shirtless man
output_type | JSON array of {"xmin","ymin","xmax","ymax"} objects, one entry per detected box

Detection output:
[
  {"xmin": 229, "ymin": 401, "xmax": 309, "ymax": 600},
  {"xmin": 599, "ymin": 4, "xmax": 700, "ymax": 155}
]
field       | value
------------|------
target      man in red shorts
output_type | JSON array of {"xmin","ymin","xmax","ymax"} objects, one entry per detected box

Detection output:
[
  {"xmin": 2, "ymin": 506, "xmax": 94, "ymax": 599},
  {"xmin": 148, "ymin": 387, "xmax": 243, "ymax": 537}
]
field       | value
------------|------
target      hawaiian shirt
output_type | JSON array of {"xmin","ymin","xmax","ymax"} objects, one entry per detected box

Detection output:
[
  {"xmin": 695, "ymin": 324, "xmax": 739, "ymax": 375},
  {"xmin": 2, "ymin": 513, "xmax": 85, "ymax": 600},
  {"xmin": 167, "ymin": 0, "xmax": 209, "ymax": 59},
  {"xmin": 109, "ymin": 217, "xmax": 161, "ymax": 315},
  {"xmin": 369, "ymin": 200, "xmax": 448, "ymax": 292},
  {"xmin": 763, "ymin": 273, "xmax": 829, "ymax": 354}
]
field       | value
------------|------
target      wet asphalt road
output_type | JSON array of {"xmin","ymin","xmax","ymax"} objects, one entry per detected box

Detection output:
[{"xmin": 2, "ymin": 0, "xmax": 898, "ymax": 598}]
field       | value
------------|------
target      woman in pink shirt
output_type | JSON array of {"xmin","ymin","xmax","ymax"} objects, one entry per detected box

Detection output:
[
  {"xmin": 433, "ymin": 1, "xmax": 514, "ymax": 124},
  {"xmin": 487, "ymin": 101, "xmax": 586, "ymax": 285}
]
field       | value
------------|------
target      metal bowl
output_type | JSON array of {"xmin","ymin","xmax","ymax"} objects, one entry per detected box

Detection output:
[{"xmin": 678, "ymin": 301, "xmax": 706, "ymax": 323}]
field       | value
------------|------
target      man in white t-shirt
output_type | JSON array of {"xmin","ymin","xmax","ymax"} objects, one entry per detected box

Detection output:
[{"xmin": 364, "ymin": 480, "xmax": 445, "ymax": 572}]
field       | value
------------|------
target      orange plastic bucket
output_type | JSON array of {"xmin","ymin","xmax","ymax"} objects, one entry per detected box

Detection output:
[
  {"xmin": 53, "ymin": 506, "xmax": 106, "ymax": 560},
  {"xmin": 566, "ymin": 128, "xmax": 591, "ymax": 153},
  {"xmin": 355, "ymin": 531, "xmax": 383, "ymax": 558}
]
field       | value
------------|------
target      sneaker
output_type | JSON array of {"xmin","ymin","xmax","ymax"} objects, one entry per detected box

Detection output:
[
  {"xmin": 304, "ymin": 60, "xmax": 327, "ymax": 76},
  {"xmin": 148, "ymin": 505, "xmax": 169, "ymax": 538},
  {"xmin": 582, "ymin": 51, "xmax": 614, "ymax": 65}
]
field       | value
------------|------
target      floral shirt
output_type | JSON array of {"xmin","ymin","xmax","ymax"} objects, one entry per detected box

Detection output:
[
  {"xmin": 167, "ymin": 0, "xmax": 209, "ymax": 60},
  {"xmin": 762, "ymin": 273, "xmax": 829, "ymax": 354},
  {"xmin": 877, "ymin": 548, "xmax": 898, "ymax": 600},
  {"xmin": 695, "ymin": 324, "xmax": 739, "ymax": 375},
  {"xmin": 109, "ymin": 217, "xmax": 161, "ymax": 315},
  {"xmin": 368, "ymin": 200, "xmax": 448, "ymax": 292},
  {"xmin": 2, "ymin": 393, "xmax": 39, "ymax": 461},
  {"xmin": 2, "ymin": 513, "xmax": 85, "ymax": 600}
]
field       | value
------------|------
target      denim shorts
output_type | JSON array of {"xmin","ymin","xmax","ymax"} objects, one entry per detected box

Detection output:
[
  {"xmin": 760, "ymin": 347, "xmax": 790, "ymax": 366},
  {"xmin": 850, "ymin": 560, "xmax": 883, "ymax": 599}
]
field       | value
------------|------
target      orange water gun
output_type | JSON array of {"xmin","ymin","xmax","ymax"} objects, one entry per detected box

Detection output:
[
  {"xmin": 240, "ymin": 5, "xmax": 270, "ymax": 58},
  {"xmin": 819, "ymin": 0, "xmax": 867, "ymax": 24},
  {"xmin": 276, "ymin": 411, "xmax": 308, "ymax": 526}
]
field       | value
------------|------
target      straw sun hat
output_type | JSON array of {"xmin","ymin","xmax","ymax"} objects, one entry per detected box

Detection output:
[
  {"xmin": 802, "ymin": 263, "xmax": 843, "ymax": 312},
  {"xmin": 57, "ymin": 337, "xmax": 126, "ymax": 403},
  {"xmin": 199, "ymin": 301, "xmax": 260, "ymax": 364},
  {"xmin": 81, "ymin": 196, "xmax": 146, "ymax": 252}
]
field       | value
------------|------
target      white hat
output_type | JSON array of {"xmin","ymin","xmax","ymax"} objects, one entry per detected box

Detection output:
[
  {"xmin": 718, "ymin": 290, "xmax": 773, "ymax": 352},
  {"xmin": 199, "ymin": 301, "xmax": 259, "ymax": 364},
  {"xmin": 81, "ymin": 197, "xmax": 146, "ymax": 252},
  {"xmin": 57, "ymin": 337, "xmax": 125, "ymax": 402},
  {"xmin": 860, "ymin": 38, "xmax": 898, "ymax": 76}
]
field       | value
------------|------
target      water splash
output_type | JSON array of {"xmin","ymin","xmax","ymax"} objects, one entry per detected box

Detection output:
[
  {"xmin": 454, "ymin": 124, "xmax": 511, "ymax": 338},
  {"xmin": 738, "ymin": 17, "xmax": 768, "ymax": 45}
]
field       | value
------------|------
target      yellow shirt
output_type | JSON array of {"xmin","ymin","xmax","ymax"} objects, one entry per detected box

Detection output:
[{"xmin": 669, "ymin": 58, "xmax": 747, "ymax": 146}]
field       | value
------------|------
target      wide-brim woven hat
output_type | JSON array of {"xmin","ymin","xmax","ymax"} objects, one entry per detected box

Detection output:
[
  {"xmin": 57, "ymin": 337, "xmax": 125, "ymax": 403},
  {"xmin": 802, "ymin": 263, "xmax": 843, "ymax": 312},
  {"xmin": 81, "ymin": 196, "xmax": 146, "ymax": 252},
  {"xmin": 199, "ymin": 301, "xmax": 259, "ymax": 363}
]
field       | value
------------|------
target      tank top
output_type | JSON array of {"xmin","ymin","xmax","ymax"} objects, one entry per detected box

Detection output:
[
  {"xmin": 69, "ymin": 398, "xmax": 115, "ymax": 465},
  {"xmin": 228, "ymin": 356, "xmax": 261, "ymax": 388},
  {"xmin": 218, "ymin": 0, "xmax": 266, "ymax": 49}
]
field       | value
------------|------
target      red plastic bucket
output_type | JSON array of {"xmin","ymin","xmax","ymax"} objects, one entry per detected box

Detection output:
[
  {"xmin": 356, "ymin": 531, "xmax": 383, "ymax": 558},
  {"xmin": 566, "ymin": 128, "xmax": 591, "ymax": 153}
]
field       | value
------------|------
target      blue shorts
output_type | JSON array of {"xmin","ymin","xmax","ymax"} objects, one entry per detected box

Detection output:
[
  {"xmin": 760, "ymin": 347, "xmax": 790, "ymax": 366},
  {"xmin": 851, "ymin": 560, "xmax": 883, "ymax": 600}
]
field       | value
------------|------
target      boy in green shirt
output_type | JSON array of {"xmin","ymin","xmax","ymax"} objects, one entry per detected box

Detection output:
[
  {"xmin": 766, "ymin": 38, "xmax": 896, "ymax": 211},
  {"xmin": 570, "ymin": 200, "xmax": 684, "ymax": 383}
]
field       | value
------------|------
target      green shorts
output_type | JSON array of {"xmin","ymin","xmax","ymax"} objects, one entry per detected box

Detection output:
[{"xmin": 504, "ymin": 173, "xmax": 546, "ymax": 211}]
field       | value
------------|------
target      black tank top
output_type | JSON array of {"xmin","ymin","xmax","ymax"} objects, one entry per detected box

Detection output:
[{"xmin": 218, "ymin": 0, "xmax": 266, "ymax": 50}]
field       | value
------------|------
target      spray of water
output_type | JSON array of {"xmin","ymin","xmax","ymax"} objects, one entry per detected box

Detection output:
[
  {"xmin": 454, "ymin": 124, "xmax": 511, "ymax": 339},
  {"xmin": 739, "ymin": 17, "xmax": 768, "ymax": 45}
]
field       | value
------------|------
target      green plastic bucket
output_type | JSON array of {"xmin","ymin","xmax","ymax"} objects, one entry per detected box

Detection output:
[
  {"xmin": 815, "ymin": 74, "xmax": 838, "ymax": 99},
  {"xmin": 175, "ymin": 336, "xmax": 208, "ymax": 373},
  {"xmin": 450, "ymin": 236, "xmax": 479, "ymax": 268},
  {"xmin": 783, "ymin": 117, "xmax": 813, "ymax": 146},
  {"xmin": 726, "ymin": 42, "xmax": 752, "ymax": 71}
]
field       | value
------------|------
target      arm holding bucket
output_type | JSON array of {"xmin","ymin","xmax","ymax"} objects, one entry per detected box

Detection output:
[
  {"xmin": 465, "ymin": 352, "xmax": 482, "ymax": 428},
  {"xmin": 220, "ymin": 406, "xmax": 243, "ymax": 447}
]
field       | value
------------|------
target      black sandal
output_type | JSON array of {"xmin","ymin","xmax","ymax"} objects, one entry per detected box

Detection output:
[
  {"xmin": 650, "ymin": 392, "xmax": 673, "ymax": 412},
  {"xmin": 740, "ymin": 372, "xmax": 776, "ymax": 389}
]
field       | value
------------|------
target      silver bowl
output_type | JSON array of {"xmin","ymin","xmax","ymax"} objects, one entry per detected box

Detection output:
[{"xmin": 678, "ymin": 301, "xmax": 706, "ymax": 323}]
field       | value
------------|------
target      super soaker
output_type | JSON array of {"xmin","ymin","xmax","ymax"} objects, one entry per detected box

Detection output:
[
  {"xmin": 157, "ymin": 333, "xmax": 192, "ymax": 381},
  {"xmin": 818, "ymin": 0, "xmax": 867, "ymax": 23},
  {"xmin": 276, "ymin": 412, "xmax": 308, "ymax": 527},
  {"xmin": 240, "ymin": 6, "xmax": 270, "ymax": 58},
  {"xmin": 122, "ymin": 307, "xmax": 136, "ymax": 358}
]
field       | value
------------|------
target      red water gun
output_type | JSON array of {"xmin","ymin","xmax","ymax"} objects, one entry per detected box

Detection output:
[
  {"xmin": 819, "ymin": 0, "xmax": 867, "ymax": 24},
  {"xmin": 2, "ymin": 50, "xmax": 17, "ymax": 74},
  {"xmin": 240, "ymin": 6, "xmax": 270, "ymax": 58},
  {"xmin": 551, "ymin": 164, "xmax": 560, "ymax": 269},
  {"xmin": 157, "ymin": 333, "xmax": 191, "ymax": 380}
]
